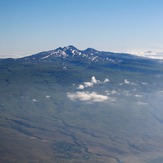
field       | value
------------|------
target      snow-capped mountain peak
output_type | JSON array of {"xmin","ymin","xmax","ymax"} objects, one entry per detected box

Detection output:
[{"xmin": 22, "ymin": 46, "xmax": 101, "ymax": 62}]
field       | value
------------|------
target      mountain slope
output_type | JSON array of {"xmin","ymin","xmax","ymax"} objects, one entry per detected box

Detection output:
[{"xmin": 0, "ymin": 46, "xmax": 163, "ymax": 163}]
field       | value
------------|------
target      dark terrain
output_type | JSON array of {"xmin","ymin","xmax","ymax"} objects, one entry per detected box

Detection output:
[{"xmin": 0, "ymin": 46, "xmax": 163, "ymax": 163}]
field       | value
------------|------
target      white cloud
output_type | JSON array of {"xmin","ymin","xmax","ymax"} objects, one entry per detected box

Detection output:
[
  {"xmin": 77, "ymin": 84, "xmax": 85, "ymax": 90},
  {"xmin": 91, "ymin": 76, "xmax": 98, "ymax": 84},
  {"xmin": 77, "ymin": 76, "xmax": 110, "ymax": 89},
  {"xmin": 67, "ymin": 91, "xmax": 109, "ymax": 102},
  {"xmin": 84, "ymin": 76, "xmax": 100, "ymax": 87},
  {"xmin": 32, "ymin": 99, "xmax": 37, "ymax": 102},
  {"xmin": 124, "ymin": 79, "xmax": 137, "ymax": 85},
  {"xmin": 0, "ymin": 53, "xmax": 25, "ymax": 59},
  {"xmin": 124, "ymin": 79, "xmax": 130, "ymax": 84},
  {"xmin": 104, "ymin": 78, "xmax": 110, "ymax": 83},
  {"xmin": 124, "ymin": 50, "xmax": 163, "ymax": 59},
  {"xmin": 84, "ymin": 81, "xmax": 94, "ymax": 87}
]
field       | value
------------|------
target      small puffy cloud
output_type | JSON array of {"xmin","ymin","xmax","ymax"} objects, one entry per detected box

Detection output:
[
  {"xmin": 104, "ymin": 78, "xmax": 110, "ymax": 83},
  {"xmin": 32, "ymin": 99, "xmax": 37, "ymax": 102},
  {"xmin": 67, "ymin": 91, "xmax": 109, "ymax": 102},
  {"xmin": 124, "ymin": 79, "xmax": 130, "ymax": 84},
  {"xmin": 91, "ymin": 76, "xmax": 99, "ymax": 84},
  {"xmin": 124, "ymin": 79, "xmax": 137, "ymax": 85},
  {"xmin": 84, "ymin": 76, "xmax": 100, "ymax": 87},
  {"xmin": 77, "ymin": 84, "xmax": 85, "ymax": 90},
  {"xmin": 84, "ymin": 81, "xmax": 94, "ymax": 87}
]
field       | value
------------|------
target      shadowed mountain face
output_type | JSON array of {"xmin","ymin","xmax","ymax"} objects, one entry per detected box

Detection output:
[{"xmin": 0, "ymin": 46, "xmax": 163, "ymax": 163}]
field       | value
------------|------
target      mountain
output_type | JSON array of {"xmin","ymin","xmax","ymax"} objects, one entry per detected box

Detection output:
[
  {"xmin": 18, "ymin": 45, "xmax": 156, "ymax": 64},
  {"xmin": 0, "ymin": 46, "xmax": 163, "ymax": 163},
  {"xmin": 2, "ymin": 45, "xmax": 161, "ymax": 74}
]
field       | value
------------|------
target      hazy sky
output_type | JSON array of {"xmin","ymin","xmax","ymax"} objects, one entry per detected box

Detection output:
[{"xmin": 0, "ymin": 0, "xmax": 163, "ymax": 58}]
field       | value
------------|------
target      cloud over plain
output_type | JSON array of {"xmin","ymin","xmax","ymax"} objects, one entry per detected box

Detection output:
[
  {"xmin": 68, "ymin": 76, "xmax": 110, "ymax": 102},
  {"xmin": 67, "ymin": 91, "xmax": 109, "ymax": 102},
  {"xmin": 77, "ymin": 76, "xmax": 109, "ymax": 90}
]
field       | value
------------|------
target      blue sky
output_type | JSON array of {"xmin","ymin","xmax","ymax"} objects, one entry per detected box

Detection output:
[{"xmin": 0, "ymin": 0, "xmax": 163, "ymax": 57}]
